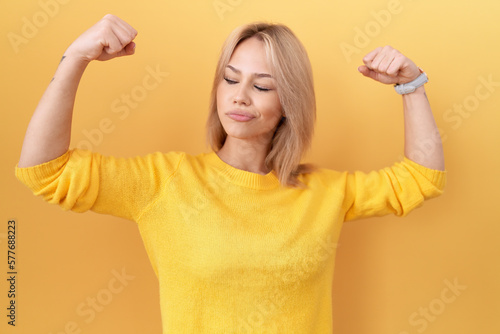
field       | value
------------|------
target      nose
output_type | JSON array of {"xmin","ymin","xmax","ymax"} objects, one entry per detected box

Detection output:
[{"xmin": 233, "ymin": 84, "xmax": 251, "ymax": 106}]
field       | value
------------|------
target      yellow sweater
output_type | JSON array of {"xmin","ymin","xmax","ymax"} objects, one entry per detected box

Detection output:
[{"xmin": 15, "ymin": 149, "xmax": 446, "ymax": 333}]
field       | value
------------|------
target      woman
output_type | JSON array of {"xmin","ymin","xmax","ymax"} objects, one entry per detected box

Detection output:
[{"xmin": 15, "ymin": 14, "xmax": 446, "ymax": 333}]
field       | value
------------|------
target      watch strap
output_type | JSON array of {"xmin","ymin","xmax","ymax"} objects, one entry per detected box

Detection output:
[{"xmin": 394, "ymin": 68, "xmax": 428, "ymax": 94}]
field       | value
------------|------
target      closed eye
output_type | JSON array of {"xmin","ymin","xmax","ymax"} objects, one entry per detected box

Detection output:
[
  {"xmin": 224, "ymin": 77, "xmax": 237, "ymax": 84},
  {"xmin": 255, "ymin": 86, "xmax": 270, "ymax": 92},
  {"xmin": 224, "ymin": 77, "xmax": 271, "ymax": 92}
]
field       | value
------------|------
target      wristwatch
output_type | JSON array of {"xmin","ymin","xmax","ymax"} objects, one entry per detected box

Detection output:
[{"xmin": 394, "ymin": 67, "xmax": 428, "ymax": 94}]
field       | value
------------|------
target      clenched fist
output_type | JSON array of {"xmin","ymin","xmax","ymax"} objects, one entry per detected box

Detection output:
[
  {"xmin": 358, "ymin": 46, "xmax": 421, "ymax": 85},
  {"xmin": 65, "ymin": 14, "xmax": 138, "ymax": 63}
]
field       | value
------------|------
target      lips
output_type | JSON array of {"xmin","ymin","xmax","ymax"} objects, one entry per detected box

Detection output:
[{"xmin": 226, "ymin": 110, "xmax": 255, "ymax": 122}]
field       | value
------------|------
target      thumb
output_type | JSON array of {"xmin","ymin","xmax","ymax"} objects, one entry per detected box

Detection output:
[
  {"xmin": 357, "ymin": 65, "xmax": 395, "ymax": 84},
  {"xmin": 358, "ymin": 65, "xmax": 375, "ymax": 79},
  {"xmin": 114, "ymin": 41, "xmax": 136, "ymax": 58}
]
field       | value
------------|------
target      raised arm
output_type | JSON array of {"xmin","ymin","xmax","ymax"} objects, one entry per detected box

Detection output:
[
  {"xmin": 357, "ymin": 46, "xmax": 445, "ymax": 171},
  {"xmin": 17, "ymin": 14, "xmax": 137, "ymax": 168}
]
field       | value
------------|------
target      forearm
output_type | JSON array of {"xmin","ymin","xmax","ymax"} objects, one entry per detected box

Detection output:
[
  {"xmin": 402, "ymin": 86, "xmax": 445, "ymax": 171},
  {"xmin": 17, "ymin": 55, "xmax": 89, "ymax": 168}
]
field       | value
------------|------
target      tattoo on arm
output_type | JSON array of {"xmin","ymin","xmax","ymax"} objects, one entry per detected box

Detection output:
[{"xmin": 50, "ymin": 56, "xmax": 66, "ymax": 83}]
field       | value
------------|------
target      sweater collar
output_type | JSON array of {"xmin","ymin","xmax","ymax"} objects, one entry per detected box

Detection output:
[{"xmin": 204, "ymin": 151, "xmax": 281, "ymax": 190}]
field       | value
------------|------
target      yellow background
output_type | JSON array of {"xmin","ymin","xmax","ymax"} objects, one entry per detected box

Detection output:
[{"xmin": 2, "ymin": 0, "xmax": 499, "ymax": 333}]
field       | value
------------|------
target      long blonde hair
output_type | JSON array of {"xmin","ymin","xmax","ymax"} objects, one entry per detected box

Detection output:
[{"xmin": 206, "ymin": 22, "xmax": 316, "ymax": 187}]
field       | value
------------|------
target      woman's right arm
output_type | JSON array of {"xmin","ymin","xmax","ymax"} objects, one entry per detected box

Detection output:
[
  {"xmin": 15, "ymin": 15, "xmax": 184, "ymax": 222},
  {"xmin": 17, "ymin": 14, "xmax": 137, "ymax": 167}
]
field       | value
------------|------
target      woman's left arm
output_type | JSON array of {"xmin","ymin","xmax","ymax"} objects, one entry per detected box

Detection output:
[{"xmin": 358, "ymin": 46, "xmax": 445, "ymax": 171}]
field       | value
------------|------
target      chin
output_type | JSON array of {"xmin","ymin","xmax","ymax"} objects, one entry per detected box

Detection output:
[{"xmin": 223, "ymin": 128, "xmax": 255, "ymax": 140}]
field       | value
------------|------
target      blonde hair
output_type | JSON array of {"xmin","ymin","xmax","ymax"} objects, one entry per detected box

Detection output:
[{"xmin": 206, "ymin": 22, "xmax": 316, "ymax": 187}]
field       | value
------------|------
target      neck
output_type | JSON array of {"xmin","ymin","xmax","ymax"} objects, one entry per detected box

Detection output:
[{"xmin": 216, "ymin": 136, "xmax": 272, "ymax": 175}]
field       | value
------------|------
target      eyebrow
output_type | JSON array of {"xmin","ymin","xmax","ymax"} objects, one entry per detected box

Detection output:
[{"xmin": 226, "ymin": 65, "xmax": 274, "ymax": 79}]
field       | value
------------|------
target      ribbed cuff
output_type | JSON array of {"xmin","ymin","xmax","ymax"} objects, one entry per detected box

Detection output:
[
  {"xmin": 402, "ymin": 156, "xmax": 447, "ymax": 191},
  {"xmin": 14, "ymin": 150, "xmax": 71, "ymax": 190}
]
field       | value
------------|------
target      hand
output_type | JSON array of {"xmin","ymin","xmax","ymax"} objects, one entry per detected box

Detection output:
[
  {"xmin": 65, "ymin": 14, "xmax": 138, "ymax": 63},
  {"xmin": 358, "ymin": 46, "xmax": 421, "ymax": 85}
]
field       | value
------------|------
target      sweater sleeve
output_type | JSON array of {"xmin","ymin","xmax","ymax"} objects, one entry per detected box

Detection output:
[
  {"xmin": 343, "ymin": 157, "xmax": 447, "ymax": 221},
  {"xmin": 14, "ymin": 148, "xmax": 184, "ymax": 222}
]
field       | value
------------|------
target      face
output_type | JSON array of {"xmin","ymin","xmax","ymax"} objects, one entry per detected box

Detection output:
[{"xmin": 216, "ymin": 36, "xmax": 282, "ymax": 146}]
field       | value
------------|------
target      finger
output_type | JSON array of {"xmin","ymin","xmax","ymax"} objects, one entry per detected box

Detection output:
[
  {"xmin": 101, "ymin": 14, "xmax": 138, "ymax": 37},
  {"xmin": 117, "ymin": 41, "xmax": 136, "ymax": 57},
  {"xmin": 358, "ymin": 64, "xmax": 397, "ymax": 84},
  {"xmin": 386, "ymin": 54, "xmax": 405, "ymax": 77},
  {"xmin": 102, "ymin": 32, "xmax": 124, "ymax": 55},
  {"xmin": 363, "ymin": 47, "xmax": 382, "ymax": 66},
  {"xmin": 358, "ymin": 65, "xmax": 379, "ymax": 81},
  {"xmin": 362, "ymin": 47, "xmax": 382, "ymax": 69},
  {"xmin": 370, "ymin": 47, "xmax": 394, "ymax": 72},
  {"xmin": 110, "ymin": 23, "xmax": 136, "ymax": 50},
  {"xmin": 115, "ymin": 16, "xmax": 138, "ymax": 39},
  {"xmin": 100, "ymin": 14, "xmax": 137, "ymax": 54},
  {"xmin": 105, "ymin": 28, "xmax": 137, "ymax": 57},
  {"xmin": 369, "ymin": 50, "xmax": 387, "ymax": 71},
  {"xmin": 378, "ymin": 53, "xmax": 397, "ymax": 75},
  {"xmin": 373, "ymin": 46, "xmax": 396, "ymax": 71},
  {"xmin": 107, "ymin": 15, "xmax": 138, "ymax": 42},
  {"xmin": 357, "ymin": 65, "xmax": 371, "ymax": 77}
]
